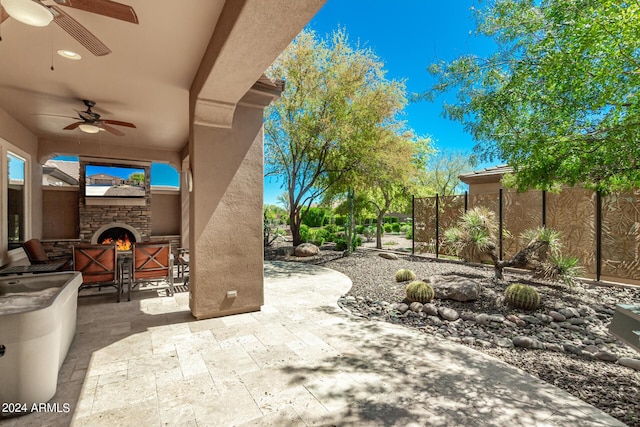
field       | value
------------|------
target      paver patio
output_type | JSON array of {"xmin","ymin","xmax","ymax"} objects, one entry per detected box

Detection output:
[{"xmin": 1, "ymin": 261, "xmax": 625, "ymax": 426}]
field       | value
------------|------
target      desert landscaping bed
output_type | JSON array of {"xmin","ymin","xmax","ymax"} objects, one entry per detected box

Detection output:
[{"xmin": 265, "ymin": 245, "xmax": 640, "ymax": 426}]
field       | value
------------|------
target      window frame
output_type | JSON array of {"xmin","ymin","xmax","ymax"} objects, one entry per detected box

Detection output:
[{"xmin": 1, "ymin": 138, "xmax": 31, "ymax": 264}]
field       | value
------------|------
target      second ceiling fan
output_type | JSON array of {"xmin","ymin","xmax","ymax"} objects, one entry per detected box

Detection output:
[
  {"xmin": 62, "ymin": 99, "xmax": 136, "ymax": 136},
  {"xmin": 0, "ymin": 0, "xmax": 138, "ymax": 56}
]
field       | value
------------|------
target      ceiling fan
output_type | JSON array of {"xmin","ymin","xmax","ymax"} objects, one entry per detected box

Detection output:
[
  {"xmin": 0, "ymin": 0, "xmax": 138, "ymax": 56},
  {"xmin": 61, "ymin": 99, "xmax": 136, "ymax": 136}
]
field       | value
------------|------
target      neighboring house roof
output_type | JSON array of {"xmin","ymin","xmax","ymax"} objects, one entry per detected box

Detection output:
[
  {"xmin": 42, "ymin": 160, "xmax": 80, "ymax": 185},
  {"xmin": 459, "ymin": 164, "xmax": 513, "ymax": 185},
  {"xmin": 89, "ymin": 174, "xmax": 119, "ymax": 180},
  {"xmin": 44, "ymin": 160, "xmax": 80, "ymax": 183}
]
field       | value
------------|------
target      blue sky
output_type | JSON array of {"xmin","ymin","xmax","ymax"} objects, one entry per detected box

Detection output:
[{"xmin": 264, "ymin": 0, "xmax": 499, "ymax": 205}]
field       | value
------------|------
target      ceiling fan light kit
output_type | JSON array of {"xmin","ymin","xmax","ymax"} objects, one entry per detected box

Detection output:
[
  {"xmin": 1, "ymin": 0, "xmax": 52, "ymax": 27},
  {"xmin": 78, "ymin": 123, "xmax": 100, "ymax": 134},
  {"xmin": 57, "ymin": 49, "xmax": 81, "ymax": 60}
]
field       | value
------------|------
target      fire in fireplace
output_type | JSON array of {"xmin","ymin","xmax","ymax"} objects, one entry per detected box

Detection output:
[{"xmin": 98, "ymin": 227, "xmax": 136, "ymax": 251}]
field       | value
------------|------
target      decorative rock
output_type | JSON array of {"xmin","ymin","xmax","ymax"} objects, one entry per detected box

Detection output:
[
  {"xmin": 549, "ymin": 311, "xmax": 566, "ymax": 322},
  {"xmin": 422, "ymin": 303, "xmax": 438, "ymax": 316},
  {"xmin": 545, "ymin": 343, "xmax": 565, "ymax": 353},
  {"xmin": 568, "ymin": 317, "xmax": 587, "ymax": 325},
  {"xmin": 397, "ymin": 303, "xmax": 409, "ymax": 314},
  {"xmin": 409, "ymin": 302, "xmax": 423, "ymax": 313},
  {"xmin": 506, "ymin": 314, "xmax": 527, "ymax": 327},
  {"xmin": 438, "ymin": 307, "xmax": 460, "ymax": 321},
  {"xmin": 562, "ymin": 343, "xmax": 583, "ymax": 355},
  {"xmin": 559, "ymin": 307, "xmax": 580, "ymax": 319},
  {"xmin": 577, "ymin": 305, "xmax": 596, "ymax": 317},
  {"xmin": 595, "ymin": 351, "xmax": 618, "ymax": 362},
  {"xmin": 534, "ymin": 313, "xmax": 554, "ymax": 323},
  {"xmin": 294, "ymin": 243, "xmax": 319, "ymax": 257},
  {"xmin": 379, "ymin": 252, "xmax": 398, "ymax": 260},
  {"xmin": 345, "ymin": 296, "xmax": 356, "ymax": 303},
  {"xmin": 461, "ymin": 312, "xmax": 476, "ymax": 321},
  {"xmin": 618, "ymin": 358, "xmax": 640, "ymax": 371},
  {"xmin": 513, "ymin": 336, "xmax": 545, "ymax": 349},
  {"xmin": 582, "ymin": 345, "xmax": 599, "ymax": 354},
  {"xmin": 494, "ymin": 337, "xmax": 514, "ymax": 348},
  {"xmin": 488, "ymin": 314, "xmax": 505, "ymax": 323},
  {"xmin": 429, "ymin": 275, "xmax": 482, "ymax": 302},
  {"xmin": 428, "ymin": 316, "xmax": 443, "ymax": 326},
  {"xmin": 475, "ymin": 313, "xmax": 491, "ymax": 325},
  {"xmin": 503, "ymin": 320, "xmax": 517, "ymax": 328},
  {"xmin": 519, "ymin": 315, "xmax": 542, "ymax": 325},
  {"xmin": 476, "ymin": 340, "xmax": 493, "ymax": 348}
]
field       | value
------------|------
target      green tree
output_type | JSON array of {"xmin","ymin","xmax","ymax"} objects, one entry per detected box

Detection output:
[
  {"xmin": 333, "ymin": 129, "xmax": 431, "ymax": 249},
  {"xmin": 426, "ymin": 0, "xmax": 640, "ymax": 192},
  {"xmin": 128, "ymin": 172, "xmax": 145, "ymax": 186},
  {"xmin": 265, "ymin": 29, "xmax": 406, "ymax": 245},
  {"xmin": 418, "ymin": 150, "xmax": 476, "ymax": 197}
]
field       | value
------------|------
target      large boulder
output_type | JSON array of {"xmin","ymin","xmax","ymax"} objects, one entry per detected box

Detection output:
[
  {"xmin": 294, "ymin": 243, "xmax": 319, "ymax": 257},
  {"xmin": 429, "ymin": 275, "xmax": 482, "ymax": 302}
]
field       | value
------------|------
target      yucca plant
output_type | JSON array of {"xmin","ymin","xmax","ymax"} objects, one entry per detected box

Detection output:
[
  {"xmin": 534, "ymin": 255, "xmax": 583, "ymax": 287},
  {"xmin": 444, "ymin": 207, "xmax": 498, "ymax": 263}
]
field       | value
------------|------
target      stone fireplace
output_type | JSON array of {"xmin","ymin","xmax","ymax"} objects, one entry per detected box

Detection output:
[
  {"xmin": 78, "ymin": 158, "xmax": 152, "ymax": 243},
  {"xmin": 91, "ymin": 222, "xmax": 142, "ymax": 250}
]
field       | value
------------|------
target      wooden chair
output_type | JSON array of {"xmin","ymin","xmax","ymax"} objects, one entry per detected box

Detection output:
[
  {"xmin": 130, "ymin": 241, "xmax": 174, "ymax": 301},
  {"xmin": 23, "ymin": 238, "xmax": 72, "ymax": 270},
  {"xmin": 73, "ymin": 243, "xmax": 122, "ymax": 302},
  {"xmin": 177, "ymin": 247, "xmax": 189, "ymax": 284}
]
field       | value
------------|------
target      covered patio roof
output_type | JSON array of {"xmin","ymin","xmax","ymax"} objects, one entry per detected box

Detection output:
[{"xmin": 0, "ymin": 0, "xmax": 321, "ymax": 168}]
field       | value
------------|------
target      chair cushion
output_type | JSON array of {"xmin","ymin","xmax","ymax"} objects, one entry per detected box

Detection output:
[{"xmin": 23, "ymin": 239, "xmax": 49, "ymax": 263}]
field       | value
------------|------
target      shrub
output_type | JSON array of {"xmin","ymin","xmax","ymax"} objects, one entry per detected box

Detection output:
[
  {"xmin": 405, "ymin": 281, "xmax": 435, "ymax": 303},
  {"xmin": 355, "ymin": 235, "xmax": 362, "ymax": 247},
  {"xmin": 384, "ymin": 223, "xmax": 393, "ymax": 233},
  {"xmin": 335, "ymin": 215, "xmax": 346, "ymax": 226},
  {"xmin": 302, "ymin": 207, "xmax": 326, "ymax": 227},
  {"xmin": 534, "ymin": 255, "xmax": 583, "ymax": 287},
  {"xmin": 309, "ymin": 229, "xmax": 327, "ymax": 246},
  {"xmin": 299, "ymin": 224, "xmax": 310, "ymax": 243},
  {"xmin": 392, "ymin": 223, "xmax": 401, "ymax": 233},
  {"xmin": 384, "ymin": 216, "xmax": 399, "ymax": 224},
  {"xmin": 395, "ymin": 269, "xmax": 417, "ymax": 282},
  {"xmin": 323, "ymin": 224, "xmax": 338, "ymax": 242},
  {"xmin": 400, "ymin": 224, "xmax": 410, "ymax": 233},
  {"xmin": 405, "ymin": 228, "xmax": 413, "ymax": 239},
  {"xmin": 363, "ymin": 226, "xmax": 375, "ymax": 242},
  {"xmin": 355, "ymin": 225, "xmax": 365, "ymax": 234},
  {"xmin": 505, "ymin": 283, "xmax": 540, "ymax": 310},
  {"xmin": 335, "ymin": 238, "xmax": 348, "ymax": 251}
]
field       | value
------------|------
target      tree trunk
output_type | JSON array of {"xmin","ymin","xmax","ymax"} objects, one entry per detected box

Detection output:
[
  {"xmin": 290, "ymin": 211, "xmax": 302, "ymax": 246},
  {"xmin": 376, "ymin": 214, "xmax": 384, "ymax": 249}
]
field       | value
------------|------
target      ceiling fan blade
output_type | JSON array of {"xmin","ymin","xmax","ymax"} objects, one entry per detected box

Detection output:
[
  {"xmin": 104, "ymin": 119, "xmax": 136, "ymax": 128},
  {"xmin": 63, "ymin": 122, "xmax": 83, "ymax": 130},
  {"xmin": 99, "ymin": 123, "xmax": 125, "ymax": 136},
  {"xmin": 1, "ymin": 6, "xmax": 10, "ymax": 23},
  {"xmin": 50, "ymin": 6, "xmax": 111, "ymax": 56},
  {"xmin": 53, "ymin": 0, "xmax": 138, "ymax": 24}
]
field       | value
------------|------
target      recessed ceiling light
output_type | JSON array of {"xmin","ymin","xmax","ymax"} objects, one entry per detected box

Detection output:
[
  {"xmin": 0, "ymin": 0, "xmax": 53, "ymax": 27},
  {"xmin": 57, "ymin": 50, "xmax": 82, "ymax": 60},
  {"xmin": 79, "ymin": 124, "xmax": 101, "ymax": 134}
]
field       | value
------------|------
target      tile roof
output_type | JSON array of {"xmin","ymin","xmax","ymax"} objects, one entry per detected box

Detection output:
[
  {"xmin": 459, "ymin": 164, "xmax": 513, "ymax": 184},
  {"xmin": 44, "ymin": 160, "xmax": 80, "ymax": 181}
]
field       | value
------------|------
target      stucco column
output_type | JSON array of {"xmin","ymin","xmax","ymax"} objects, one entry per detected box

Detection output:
[{"xmin": 188, "ymin": 82, "xmax": 279, "ymax": 319}]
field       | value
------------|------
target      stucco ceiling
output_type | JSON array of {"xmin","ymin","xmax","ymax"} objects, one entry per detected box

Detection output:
[{"xmin": 0, "ymin": 0, "xmax": 226, "ymax": 155}]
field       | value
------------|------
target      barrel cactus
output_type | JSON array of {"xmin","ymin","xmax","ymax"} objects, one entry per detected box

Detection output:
[
  {"xmin": 505, "ymin": 283, "xmax": 540, "ymax": 310},
  {"xmin": 395, "ymin": 269, "xmax": 417, "ymax": 282},
  {"xmin": 405, "ymin": 280, "xmax": 435, "ymax": 303}
]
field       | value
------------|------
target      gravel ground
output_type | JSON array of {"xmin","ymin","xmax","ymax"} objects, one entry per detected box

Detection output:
[{"xmin": 265, "ymin": 243, "xmax": 640, "ymax": 426}]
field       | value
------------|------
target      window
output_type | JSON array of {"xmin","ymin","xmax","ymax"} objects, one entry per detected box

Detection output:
[{"xmin": 7, "ymin": 152, "xmax": 26, "ymax": 250}]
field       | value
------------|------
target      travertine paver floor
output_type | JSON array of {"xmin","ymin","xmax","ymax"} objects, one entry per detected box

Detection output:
[{"xmin": 1, "ymin": 261, "xmax": 626, "ymax": 426}]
